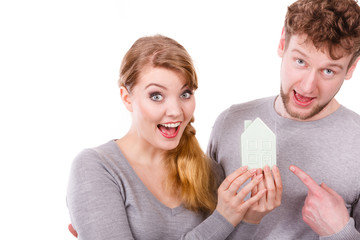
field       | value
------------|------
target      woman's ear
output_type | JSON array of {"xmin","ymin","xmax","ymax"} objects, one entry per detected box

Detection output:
[
  {"xmin": 277, "ymin": 26, "xmax": 286, "ymax": 58},
  {"xmin": 120, "ymin": 86, "xmax": 133, "ymax": 112},
  {"xmin": 345, "ymin": 56, "xmax": 360, "ymax": 80}
]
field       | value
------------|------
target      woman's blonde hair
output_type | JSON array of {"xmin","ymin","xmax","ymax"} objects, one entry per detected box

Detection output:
[{"xmin": 119, "ymin": 35, "xmax": 217, "ymax": 214}]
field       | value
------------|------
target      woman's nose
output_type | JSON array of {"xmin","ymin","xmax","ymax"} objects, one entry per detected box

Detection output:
[{"xmin": 165, "ymin": 98, "xmax": 182, "ymax": 117}]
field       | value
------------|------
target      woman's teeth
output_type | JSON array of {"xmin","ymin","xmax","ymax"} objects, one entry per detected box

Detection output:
[
  {"xmin": 158, "ymin": 122, "xmax": 181, "ymax": 138},
  {"xmin": 159, "ymin": 122, "xmax": 181, "ymax": 128}
]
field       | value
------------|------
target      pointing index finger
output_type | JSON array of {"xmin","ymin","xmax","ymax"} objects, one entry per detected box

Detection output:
[{"xmin": 289, "ymin": 165, "xmax": 321, "ymax": 192}]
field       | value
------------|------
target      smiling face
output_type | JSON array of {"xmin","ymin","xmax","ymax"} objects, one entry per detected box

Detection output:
[
  {"xmin": 275, "ymin": 33, "xmax": 358, "ymax": 121},
  {"xmin": 122, "ymin": 66, "xmax": 195, "ymax": 151}
]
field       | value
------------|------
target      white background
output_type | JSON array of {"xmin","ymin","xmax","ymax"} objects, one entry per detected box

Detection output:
[{"xmin": 1, "ymin": 0, "xmax": 359, "ymax": 239}]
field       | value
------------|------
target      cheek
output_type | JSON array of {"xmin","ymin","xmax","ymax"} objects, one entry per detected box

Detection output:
[
  {"xmin": 133, "ymin": 101, "xmax": 161, "ymax": 124},
  {"xmin": 319, "ymin": 80, "xmax": 344, "ymax": 99},
  {"xmin": 142, "ymin": 105, "xmax": 161, "ymax": 123},
  {"xmin": 281, "ymin": 64, "xmax": 299, "ymax": 89},
  {"xmin": 184, "ymin": 100, "xmax": 196, "ymax": 121}
]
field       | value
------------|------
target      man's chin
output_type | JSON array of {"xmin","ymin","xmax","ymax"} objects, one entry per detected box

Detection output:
[
  {"xmin": 286, "ymin": 109, "xmax": 313, "ymax": 120},
  {"xmin": 280, "ymin": 89, "xmax": 324, "ymax": 121},
  {"xmin": 284, "ymin": 103, "xmax": 325, "ymax": 120}
]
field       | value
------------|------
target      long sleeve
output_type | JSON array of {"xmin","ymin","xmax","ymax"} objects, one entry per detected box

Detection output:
[
  {"xmin": 320, "ymin": 218, "xmax": 360, "ymax": 240},
  {"xmin": 180, "ymin": 210, "xmax": 234, "ymax": 240},
  {"xmin": 207, "ymin": 107, "xmax": 229, "ymax": 165},
  {"xmin": 205, "ymin": 98, "xmax": 360, "ymax": 239},
  {"xmin": 66, "ymin": 142, "xmax": 235, "ymax": 240},
  {"xmin": 320, "ymin": 162, "xmax": 360, "ymax": 240},
  {"xmin": 67, "ymin": 149, "xmax": 134, "ymax": 240}
]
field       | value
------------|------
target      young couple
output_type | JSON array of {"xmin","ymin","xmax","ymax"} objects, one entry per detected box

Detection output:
[{"xmin": 67, "ymin": 0, "xmax": 360, "ymax": 239}]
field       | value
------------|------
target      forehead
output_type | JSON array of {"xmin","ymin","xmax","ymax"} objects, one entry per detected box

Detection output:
[
  {"xmin": 137, "ymin": 66, "xmax": 186, "ymax": 88},
  {"xmin": 287, "ymin": 35, "xmax": 325, "ymax": 56},
  {"xmin": 287, "ymin": 34, "xmax": 353, "ymax": 65}
]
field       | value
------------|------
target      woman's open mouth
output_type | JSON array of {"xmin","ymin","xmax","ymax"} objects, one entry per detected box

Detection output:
[{"xmin": 157, "ymin": 122, "xmax": 181, "ymax": 138}]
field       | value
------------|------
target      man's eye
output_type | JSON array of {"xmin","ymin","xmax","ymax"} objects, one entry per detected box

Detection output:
[
  {"xmin": 323, "ymin": 69, "xmax": 334, "ymax": 76},
  {"xmin": 296, "ymin": 59, "xmax": 305, "ymax": 66}
]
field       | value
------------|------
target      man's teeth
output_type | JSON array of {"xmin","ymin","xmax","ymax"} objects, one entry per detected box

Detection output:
[{"xmin": 160, "ymin": 123, "xmax": 180, "ymax": 128}]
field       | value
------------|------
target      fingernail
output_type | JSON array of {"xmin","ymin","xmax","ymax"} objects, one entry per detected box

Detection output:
[
  {"xmin": 249, "ymin": 168, "xmax": 257, "ymax": 174},
  {"xmin": 289, "ymin": 166, "xmax": 295, "ymax": 172},
  {"xmin": 241, "ymin": 166, "xmax": 248, "ymax": 171},
  {"xmin": 264, "ymin": 165, "xmax": 270, "ymax": 173},
  {"xmin": 260, "ymin": 189, "xmax": 267, "ymax": 194},
  {"xmin": 272, "ymin": 165, "xmax": 278, "ymax": 172}
]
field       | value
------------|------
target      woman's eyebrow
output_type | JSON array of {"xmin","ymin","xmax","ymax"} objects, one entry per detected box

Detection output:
[{"xmin": 145, "ymin": 83, "xmax": 167, "ymax": 90}]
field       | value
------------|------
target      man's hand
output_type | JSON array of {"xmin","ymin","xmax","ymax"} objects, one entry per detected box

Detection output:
[
  {"xmin": 289, "ymin": 165, "xmax": 349, "ymax": 236},
  {"xmin": 243, "ymin": 165, "xmax": 283, "ymax": 224}
]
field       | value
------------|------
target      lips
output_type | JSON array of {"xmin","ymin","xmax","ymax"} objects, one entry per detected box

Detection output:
[
  {"xmin": 293, "ymin": 90, "xmax": 315, "ymax": 106},
  {"xmin": 157, "ymin": 122, "xmax": 181, "ymax": 138}
]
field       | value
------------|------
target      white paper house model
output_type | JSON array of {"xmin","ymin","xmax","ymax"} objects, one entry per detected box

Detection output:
[{"xmin": 241, "ymin": 118, "xmax": 276, "ymax": 169}]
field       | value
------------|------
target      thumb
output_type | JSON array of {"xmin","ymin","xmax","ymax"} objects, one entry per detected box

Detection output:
[{"xmin": 320, "ymin": 183, "xmax": 340, "ymax": 197}]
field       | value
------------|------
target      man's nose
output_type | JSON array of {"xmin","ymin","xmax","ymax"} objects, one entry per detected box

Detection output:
[{"xmin": 300, "ymin": 69, "xmax": 317, "ymax": 94}]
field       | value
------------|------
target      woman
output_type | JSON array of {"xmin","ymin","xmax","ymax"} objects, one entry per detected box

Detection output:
[{"xmin": 67, "ymin": 35, "xmax": 269, "ymax": 239}]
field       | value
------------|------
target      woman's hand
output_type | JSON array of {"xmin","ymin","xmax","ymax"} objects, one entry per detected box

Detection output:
[
  {"xmin": 216, "ymin": 166, "xmax": 267, "ymax": 227},
  {"xmin": 243, "ymin": 165, "xmax": 283, "ymax": 224}
]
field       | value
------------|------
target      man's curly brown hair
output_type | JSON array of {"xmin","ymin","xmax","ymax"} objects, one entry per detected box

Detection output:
[{"xmin": 284, "ymin": 0, "xmax": 360, "ymax": 67}]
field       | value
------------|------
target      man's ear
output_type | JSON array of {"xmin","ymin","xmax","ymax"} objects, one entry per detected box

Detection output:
[
  {"xmin": 277, "ymin": 26, "xmax": 286, "ymax": 58},
  {"xmin": 120, "ymin": 86, "xmax": 133, "ymax": 112},
  {"xmin": 345, "ymin": 56, "xmax": 360, "ymax": 80}
]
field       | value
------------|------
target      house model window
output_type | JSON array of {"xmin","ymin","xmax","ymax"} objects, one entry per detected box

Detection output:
[{"xmin": 241, "ymin": 117, "xmax": 276, "ymax": 169}]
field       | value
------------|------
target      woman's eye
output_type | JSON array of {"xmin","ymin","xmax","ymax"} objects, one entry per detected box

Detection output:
[
  {"xmin": 296, "ymin": 58, "xmax": 305, "ymax": 66},
  {"xmin": 181, "ymin": 90, "xmax": 192, "ymax": 99},
  {"xmin": 150, "ymin": 93, "xmax": 163, "ymax": 101}
]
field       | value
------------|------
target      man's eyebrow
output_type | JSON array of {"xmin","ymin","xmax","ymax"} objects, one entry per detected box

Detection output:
[
  {"xmin": 291, "ymin": 49, "xmax": 344, "ymax": 70},
  {"xmin": 291, "ymin": 49, "xmax": 308, "ymax": 58},
  {"xmin": 327, "ymin": 63, "xmax": 344, "ymax": 70}
]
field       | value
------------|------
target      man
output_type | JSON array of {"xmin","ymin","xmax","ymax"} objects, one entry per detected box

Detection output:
[{"xmin": 207, "ymin": 0, "xmax": 360, "ymax": 239}]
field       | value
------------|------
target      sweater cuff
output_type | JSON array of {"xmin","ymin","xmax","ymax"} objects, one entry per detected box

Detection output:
[
  {"xmin": 194, "ymin": 210, "xmax": 234, "ymax": 239},
  {"xmin": 320, "ymin": 218, "xmax": 360, "ymax": 240},
  {"xmin": 221, "ymin": 220, "xmax": 260, "ymax": 239}
]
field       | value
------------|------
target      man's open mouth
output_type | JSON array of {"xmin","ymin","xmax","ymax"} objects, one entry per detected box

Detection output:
[{"xmin": 293, "ymin": 90, "xmax": 315, "ymax": 106}]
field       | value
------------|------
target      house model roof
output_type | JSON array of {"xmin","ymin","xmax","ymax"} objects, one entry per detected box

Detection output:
[{"xmin": 241, "ymin": 117, "xmax": 276, "ymax": 169}]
